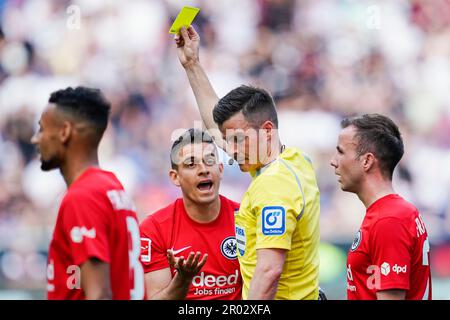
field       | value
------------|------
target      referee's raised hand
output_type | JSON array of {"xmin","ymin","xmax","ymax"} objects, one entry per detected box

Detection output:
[{"xmin": 174, "ymin": 26, "xmax": 200, "ymax": 68}]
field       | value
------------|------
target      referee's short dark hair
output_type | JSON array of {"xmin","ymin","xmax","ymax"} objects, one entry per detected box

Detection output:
[
  {"xmin": 170, "ymin": 128, "xmax": 216, "ymax": 169},
  {"xmin": 213, "ymin": 85, "xmax": 278, "ymax": 129},
  {"xmin": 341, "ymin": 113, "xmax": 404, "ymax": 180}
]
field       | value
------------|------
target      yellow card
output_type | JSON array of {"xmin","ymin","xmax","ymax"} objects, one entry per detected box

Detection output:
[{"xmin": 169, "ymin": 6, "xmax": 200, "ymax": 34}]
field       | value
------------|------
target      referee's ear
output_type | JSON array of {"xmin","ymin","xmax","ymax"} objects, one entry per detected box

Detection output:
[{"xmin": 169, "ymin": 169, "xmax": 181, "ymax": 187}]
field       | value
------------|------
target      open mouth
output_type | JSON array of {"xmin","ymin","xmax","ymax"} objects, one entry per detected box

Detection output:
[{"xmin": 197, "ymin": 180, "xmax": 213, "ymax": 191}]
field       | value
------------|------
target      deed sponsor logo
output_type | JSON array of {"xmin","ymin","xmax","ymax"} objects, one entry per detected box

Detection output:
[{"xmin": 193, "ymin": 270, "xmax": 239, "ymax": 297}]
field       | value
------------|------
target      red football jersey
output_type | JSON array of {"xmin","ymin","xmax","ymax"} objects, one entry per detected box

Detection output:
[
  {"xmin": 140, "ymin": 195, "xmax": 242, "ymax": 300},
  {"xmin": 47, "ymin": 167, "xmax": 144, "ymax": 300},
  {"xmin": 347, "ymin": 194, "xmax": 432, "ymax": 300}
]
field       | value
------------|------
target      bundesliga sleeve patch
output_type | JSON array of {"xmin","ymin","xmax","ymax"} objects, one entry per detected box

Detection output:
[
  {"xmin": 262, "ymin": 206, "xmax": 286, "ymax": 235},
  {"xmin": 140, "ymin": 238, "xmax": 151, "ymax": 263}
]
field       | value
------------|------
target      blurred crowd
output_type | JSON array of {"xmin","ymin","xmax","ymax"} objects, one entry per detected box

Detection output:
[{"xmin": 0, "ymin": 0, "xmax": 450, "ymax": 298}]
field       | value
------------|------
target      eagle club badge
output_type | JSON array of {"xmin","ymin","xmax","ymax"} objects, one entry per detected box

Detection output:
[
  {"xmin": 350, "ymin": 230, "xmax": 362, "ymax": 252},
  {"xmin": 221, "ymin": 236, "xmax": 237, "ymax": 259}
]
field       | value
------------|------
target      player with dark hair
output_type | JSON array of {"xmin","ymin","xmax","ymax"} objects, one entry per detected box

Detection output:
[
  {"xmin": 330, "ymin": 113, "xmax": 432, "ymax": 300},
  {"xmin": 31, "ymin": 86, "xmax": 144, "ymax": 300},
  {"xmin": 174, "ymin": 26, "xmax": 321, "ymax": 300},
  {"xmin": 140, "ymin": 128, "xmax": 242, "ymax": 300}
]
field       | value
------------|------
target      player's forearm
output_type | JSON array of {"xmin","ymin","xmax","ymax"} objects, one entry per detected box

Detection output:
[
  {"xmin": 149, "ymin": 273, "xmax": 192, "ymax": 300},
  {"xmin": 247, "ymin": 267, "xmax": 281, "ymax": 300}
]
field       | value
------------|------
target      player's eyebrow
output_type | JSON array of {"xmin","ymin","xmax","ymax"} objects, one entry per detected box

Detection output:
[{"xmin": 183, "ymin": 156, "xmax": 199, "ymax": 164}]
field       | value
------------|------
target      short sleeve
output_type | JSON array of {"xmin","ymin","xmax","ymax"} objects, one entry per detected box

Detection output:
[
  {"xmin": 61, "ymin": 192, "xmax": 110, "ymax": 266},
  {"xmin": 252, "ymin": 174, "xmax": 301, "ymax": 251},
  {"xmin": 370, "ymin": 217, "xmax": 413, "ymax": 291},
  {"xmin": 139, "ymin": 216, "xmax": 169, "ymax": 273}
]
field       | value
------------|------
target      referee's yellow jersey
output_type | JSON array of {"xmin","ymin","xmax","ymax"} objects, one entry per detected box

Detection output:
[{"xmin": 235, "ymin": 147, "xmax": 320, "ymax": 300}]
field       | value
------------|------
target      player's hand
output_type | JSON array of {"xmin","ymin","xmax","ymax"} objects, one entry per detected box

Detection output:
[
  {"xmin": 174, "ymin": 25, "xmax": 200, "ymax": 68},
  {"xmin": 167, "ymin": 250, "xmax": 208, "ymax": 280}
]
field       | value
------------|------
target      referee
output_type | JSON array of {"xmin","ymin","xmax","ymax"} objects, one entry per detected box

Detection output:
[{"xmin": 174, "ymin": 26, "xmax": 321, "ymax": 300}]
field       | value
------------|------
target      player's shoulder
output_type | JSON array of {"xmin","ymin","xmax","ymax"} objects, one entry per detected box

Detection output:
[
  {"xmin": 219, "ymin": 194, "xmax": 240, "ymax": 212},
  {"xmin": 63, "ymin": 168, "xmax": 122, "ymax": 203},
  {"xmin": 71, "ymin": 167, "xmax": 123, "ymax": 192},
  {"xmin": 140, "ymin": 199, "xmax": 180, "ymax": 229},
  {"xmin": 62, "ymin": 183, "xmax": 97, "ymax": 205},
  {"xmin": 371, "ymin": 194, "xmax": 420, "ymax": 226}
]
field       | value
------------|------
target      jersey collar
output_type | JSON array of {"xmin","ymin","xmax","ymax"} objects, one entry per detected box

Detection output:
[{"xmin": 252, "ymin": 145, "xmax": 287, "ymax": 178}]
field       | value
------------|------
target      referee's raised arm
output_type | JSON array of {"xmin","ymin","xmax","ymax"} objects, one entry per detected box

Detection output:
[{"xmin": 174, "ymin": 26, "xmax": 228, "ymax": 152}]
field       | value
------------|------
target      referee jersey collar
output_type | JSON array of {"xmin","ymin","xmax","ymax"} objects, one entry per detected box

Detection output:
[{"xmin": 252, "ymin": 145, "xmax": 288, "ymax": 178}]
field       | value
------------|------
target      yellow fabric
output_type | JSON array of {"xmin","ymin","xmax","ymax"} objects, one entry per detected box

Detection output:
[{"xmin": 235, "ymin": 147, "xmax": 320, "ymax": 300}]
